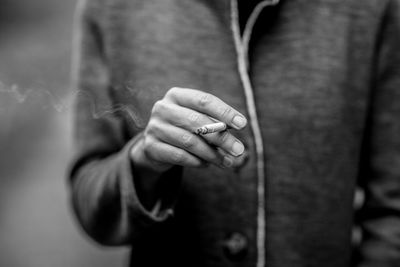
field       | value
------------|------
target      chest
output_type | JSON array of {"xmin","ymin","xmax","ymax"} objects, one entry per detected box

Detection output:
[{"xmin": 101, "ymin": 0, "xmax": 381, "ymax": 134}]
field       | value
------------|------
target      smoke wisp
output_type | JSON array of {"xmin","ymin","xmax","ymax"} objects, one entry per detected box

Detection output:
[{"xmin": 0, "ymin": 81, "xmax": 146, "ymax": 129}]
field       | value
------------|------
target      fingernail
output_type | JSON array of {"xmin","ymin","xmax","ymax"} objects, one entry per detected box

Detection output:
[
  {"xmin": 223, "ymin": 156, "xmax": 233, "ymax": 168},
  {"xmin": 231, "ymin": 141, "xmax": 245, "ymax": 156},
  {"xmin": 232, "ymin": 115, "xmax": 247, "ymax": 129}
]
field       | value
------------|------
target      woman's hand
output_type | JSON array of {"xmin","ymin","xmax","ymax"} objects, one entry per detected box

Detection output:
[{"xmin": 131, "ymin": 87, "xmax": 247, "ymax": 172}]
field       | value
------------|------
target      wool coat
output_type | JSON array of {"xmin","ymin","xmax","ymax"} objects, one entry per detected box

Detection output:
[{"xmin": 69, "ymin": 0, "xmax": 400, "ymax": 266}]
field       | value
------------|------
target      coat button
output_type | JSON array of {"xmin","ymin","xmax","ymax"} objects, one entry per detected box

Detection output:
[{"xmin": 223, "ymin": 232, "xmax": 248, "ymax": 261}]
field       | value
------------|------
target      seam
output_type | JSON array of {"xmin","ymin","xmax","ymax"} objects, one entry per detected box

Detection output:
[{"xmin": 230, "ymin": 1, "xmax": 279, "ymax": 267}]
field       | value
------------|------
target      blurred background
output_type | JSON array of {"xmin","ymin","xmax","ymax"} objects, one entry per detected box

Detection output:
[{"xmin": 0, "ymin": 0, "xmax": 129, "ymax": 266}]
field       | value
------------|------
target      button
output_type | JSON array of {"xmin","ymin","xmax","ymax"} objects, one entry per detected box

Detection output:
[{"xmin": 223, "ymin": 232, "xmax": 248, "ymax": 261}]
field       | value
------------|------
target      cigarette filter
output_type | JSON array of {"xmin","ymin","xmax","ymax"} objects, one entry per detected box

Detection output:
[{"xmin": 195, "ymin": 122, "xmax": 227, "ymax": 135}]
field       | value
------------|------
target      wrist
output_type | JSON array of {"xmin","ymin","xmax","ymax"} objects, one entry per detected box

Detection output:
[{"xmin": 129, "ymin": 137, "xmax": 169, "ymax": 209}]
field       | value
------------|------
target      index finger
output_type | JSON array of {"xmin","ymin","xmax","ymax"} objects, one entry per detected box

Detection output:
[{"xmin": 165, "ymin": 87, "xmax": 247, "ymax": 130}]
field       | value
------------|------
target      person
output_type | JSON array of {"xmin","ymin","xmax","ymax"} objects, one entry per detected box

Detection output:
[{"xmin": 68, "ymin": 0, "xmax": 400, "ymax": 266}]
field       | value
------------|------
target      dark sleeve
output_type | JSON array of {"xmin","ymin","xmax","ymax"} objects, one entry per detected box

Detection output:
[
  {"xmin": 68, "ymin": 0, "xmax": 181, "ymax": 246},
  {"xmin": 356, "ymin": 0, "xmax": 400, "ymax": 265}
]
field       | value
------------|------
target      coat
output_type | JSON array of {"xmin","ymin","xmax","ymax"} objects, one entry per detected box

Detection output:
[{"xmin": 69, "ymin": 0, "xmax": 400, "ymax": 266}]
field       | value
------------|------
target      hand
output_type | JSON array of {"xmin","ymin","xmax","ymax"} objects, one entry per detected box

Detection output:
[{"xmin": 131, "ymin": 87, "xmax": 248, "ymax": 172}]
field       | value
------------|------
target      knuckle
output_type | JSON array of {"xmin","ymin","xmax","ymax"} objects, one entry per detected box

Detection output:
[
  {"xmin": 188, "ymin": 112, "xmax": 200, "ymax": 123},
  {"xmin": 143, "ymin": 127, "xmax": 151, "ymax": 138},
  {"xmin": 166, "ymin": 87, "xmax": 179, "ymax": 98},
  {"xmin": 220, "ymin": 107, "xmax": 233, "ymax": 119},
  {"xmin": 198, "ymin": 93, "xmax": 213, "ymax": 107},
  {"xmin": 146, "ymin": 119, "xmax": 161, "ymax": 133},
  {"xmin": 143, "ymin": 136, "xmax": 154, "ymax": 149},
  {"xmin": 143, "ymin": 137, "xmax": 155, "ymax": 157},
  {"xmin": 182, "ymin": 133, "xmax": 196, "ymax": 148},
  {"xmin": 172, "ymin": 150, "xmax": 184, "ymax": 163},
  {"xmin": 152, "ymin": 100, "xmax": 165, "ymax": 114}
]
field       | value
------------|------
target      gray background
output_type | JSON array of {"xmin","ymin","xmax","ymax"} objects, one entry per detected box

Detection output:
[{"xmin": 0, "ymin": 0, "xmax": 128, "ymax": 266}]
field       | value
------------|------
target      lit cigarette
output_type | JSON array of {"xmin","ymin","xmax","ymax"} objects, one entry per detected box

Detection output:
[{"xmin": 195, "ymin": 122, "xmax": 227, "ymax": 135}]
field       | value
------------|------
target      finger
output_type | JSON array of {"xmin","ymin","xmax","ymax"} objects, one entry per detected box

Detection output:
[
  {"xmin": 165, "ymin": 87, "xmax": 247, "ymax": 130},
  {"xmin": 206, "ymin": 130, "xmax": 245, "ymax": 157},
  {"xmin": 155, "ymin": 104, "xmax": 245, "ymax": 157},
  {"xmin": 217, "ymin": 147, "xmax": 247, "ymax": 168},
  {"xmin": 152, "ymin": 101, "xmax": 212, "ymax": 132},
  {"xmin": 147, "ymin": 120, "xmax": 224, "ymax": 166},
  {"xmin": 144, "ymin": 137, "xmax": 205, "ymax": 168}
]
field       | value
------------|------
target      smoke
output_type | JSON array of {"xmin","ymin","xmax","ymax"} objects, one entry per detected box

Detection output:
[{"xmin": 0, "ymin": 81, "xmax": 146, "ymax": 129}]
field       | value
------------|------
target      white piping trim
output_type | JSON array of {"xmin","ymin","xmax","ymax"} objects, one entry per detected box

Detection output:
[
  {"xmin": 242, "ymin": 0, "xmax": 280, "ymax": 69},
  {"xmin": 230, "ymin": 1, "xmax": 279, "ymax": 267}
]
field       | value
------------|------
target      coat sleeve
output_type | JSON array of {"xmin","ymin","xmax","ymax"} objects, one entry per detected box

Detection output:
[
  {"xmin": 356, "ymin": 0, "xmax": 400, "ymax": 265},
  {"xmin": 68, "ymin": 0, "xmax": 182, "ymax": 246}
]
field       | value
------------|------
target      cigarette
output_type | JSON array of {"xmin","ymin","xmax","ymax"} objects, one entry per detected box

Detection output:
[{"xmin": 195, "ymin": 122, "xmax": 227, "ymax": 135}]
